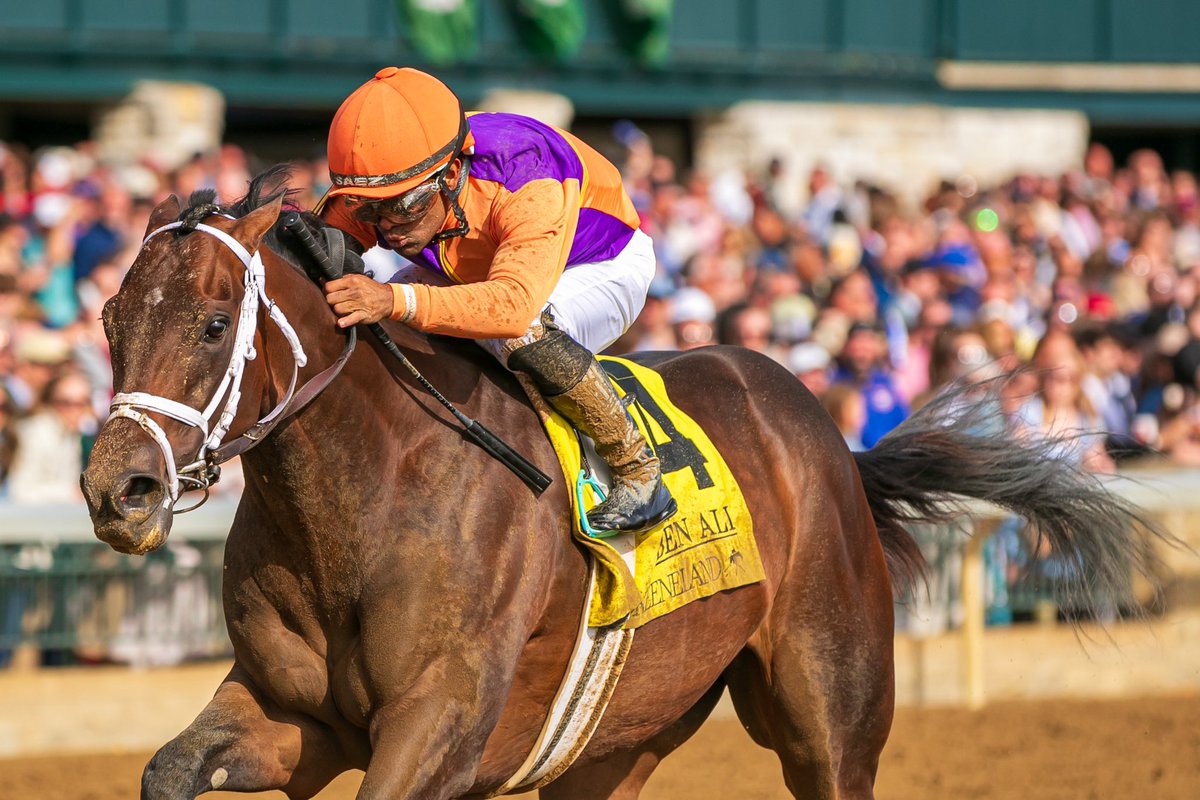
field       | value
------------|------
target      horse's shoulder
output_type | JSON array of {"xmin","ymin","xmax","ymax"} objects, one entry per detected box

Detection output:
[{"xmin": 425, "ymin": 333, "xmax": 536, "ymax": 407}]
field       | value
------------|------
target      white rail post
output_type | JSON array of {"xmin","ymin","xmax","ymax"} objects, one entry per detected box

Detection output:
[{"xmin": 961, "ymin": 517, "xmax": 999, "ymax": 710}]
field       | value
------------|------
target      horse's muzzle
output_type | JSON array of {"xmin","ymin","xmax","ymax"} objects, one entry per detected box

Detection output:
[{"xmin": 82, "ymin": 467, "xmax": 172, "ymax": 555}]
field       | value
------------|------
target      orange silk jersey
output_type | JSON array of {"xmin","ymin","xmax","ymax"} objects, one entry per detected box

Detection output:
[{"xmin": 321, "ymin": 112, "xmax": 642, "ymax": 340}]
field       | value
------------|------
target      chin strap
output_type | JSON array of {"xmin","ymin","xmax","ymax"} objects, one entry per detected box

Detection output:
[{"xmin": 430, "ymin": 155, "xmax": 472, "ymax": 244}]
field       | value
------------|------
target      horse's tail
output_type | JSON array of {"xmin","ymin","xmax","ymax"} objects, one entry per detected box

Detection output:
[{"xmin": 853, "ymin": 382, "xmax": 1166, "ymax": 615}]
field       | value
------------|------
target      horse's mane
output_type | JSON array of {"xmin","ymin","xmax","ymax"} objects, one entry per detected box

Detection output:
[{"xmin": 176, "ymin": 164, "xmax": 323, "ymax": 278}]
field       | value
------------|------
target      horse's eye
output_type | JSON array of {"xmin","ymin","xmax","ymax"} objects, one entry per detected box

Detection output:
[{"xmin": 203, "ymin": 317, "xmax": 231, "ymax": 342}]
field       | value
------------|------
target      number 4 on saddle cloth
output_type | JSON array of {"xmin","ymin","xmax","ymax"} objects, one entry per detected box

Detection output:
[{"xmin": 535, "ymin": 356, "xmax": 765, "ymax": 630}]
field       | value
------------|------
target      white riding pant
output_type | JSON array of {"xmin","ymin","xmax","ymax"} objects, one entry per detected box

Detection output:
[{"xmin": 382, "ymin": 229, "xmax": 656, "ymax": 362}]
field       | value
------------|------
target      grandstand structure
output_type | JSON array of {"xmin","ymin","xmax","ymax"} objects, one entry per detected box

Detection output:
[{"xmin": 2, "ymin": 1, "xmax": 1199, "ymax": 204}]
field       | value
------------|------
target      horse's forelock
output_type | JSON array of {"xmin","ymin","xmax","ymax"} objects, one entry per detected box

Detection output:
[
  {"xmin": 170, "ymin": 164, "xmax": 296, "ymax": 231},
  {"xmin": 176, "ymin": 196, "xmax": 221, "ymax": 234},
  {"xmin": 231, "ymin": 164, "xmax": 296, "ymax": 217},
  {"xmin": 142, "ymin": 162, "xmax": 330, "ymax": 288}
]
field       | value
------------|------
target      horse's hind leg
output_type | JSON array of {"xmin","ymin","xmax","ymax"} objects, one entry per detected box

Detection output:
[
  {"xmin": 725, "ymin": 571, "xmax": 895, "ymax": 798},
  {"xmin": 538, "ymin": 680, "xmax": 725, "ymax": 800},
  {"xmin": 141, "ymin": 664, "xmax": 347, "ymax": 800}
]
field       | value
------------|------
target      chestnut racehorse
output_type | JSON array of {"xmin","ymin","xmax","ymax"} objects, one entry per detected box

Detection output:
[{"xmin": 82, "ymin": 171, "xmax": 1159, "ymax": 800}]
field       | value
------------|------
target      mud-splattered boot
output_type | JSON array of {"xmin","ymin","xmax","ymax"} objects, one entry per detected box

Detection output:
[
  {"xmin": 546, "ymin": 362, "xmax": 677, "ymax": 534},
  {"xmin": 506, "ymin": 323, "xmax": 676, "ymax": 534}
]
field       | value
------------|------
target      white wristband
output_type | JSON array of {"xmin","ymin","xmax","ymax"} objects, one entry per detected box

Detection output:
[{"xmin": 398, "ymin": 284, "xmax": 417, "ymax": 324}]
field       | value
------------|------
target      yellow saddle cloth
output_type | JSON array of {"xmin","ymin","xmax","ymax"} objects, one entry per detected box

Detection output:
[{"xmin": 539, "ymin": 356, "xmax": 765, "ymax": 629}]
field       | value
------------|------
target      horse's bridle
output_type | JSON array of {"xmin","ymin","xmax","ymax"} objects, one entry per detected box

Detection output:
[{"xmin": 108, "ymin": 217, "xmax": 355, "ymax": 512}]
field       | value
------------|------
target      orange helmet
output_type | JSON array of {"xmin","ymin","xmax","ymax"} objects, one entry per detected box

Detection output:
[{"xmin": 327, "ymin": 67, "xmax": 472, "ymax": 200}]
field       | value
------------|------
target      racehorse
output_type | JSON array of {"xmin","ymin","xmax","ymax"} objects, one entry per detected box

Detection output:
[{"xmin": 82, "ymin": 169, "xmax": 1161, "ymax": 800}]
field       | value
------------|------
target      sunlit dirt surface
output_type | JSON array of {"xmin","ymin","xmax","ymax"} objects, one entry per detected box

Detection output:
[{"xmin": 4, "ymin": 695, "xmax": 1198, "ymax": 800}]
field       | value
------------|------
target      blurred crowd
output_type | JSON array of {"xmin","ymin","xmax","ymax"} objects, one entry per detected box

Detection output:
[
  {"xmin": 4, "ymin": 124, "xmax": 1198, "ymax": 662},
  {"xmin": 4, "ymin": 129, "xmax": 1200, "ymax": 509},
  {"xmin": 0, "ymin": 142, "xmax": 328, "ymax": 504},
  {"xmin": 612, "ymin": 133, "xmax": 1200, "ymax": 472}
]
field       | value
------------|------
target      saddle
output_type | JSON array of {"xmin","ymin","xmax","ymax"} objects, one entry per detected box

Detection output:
[{"xmin": 520, "ymin": 355, "xmax": 763, "ymax": 629}]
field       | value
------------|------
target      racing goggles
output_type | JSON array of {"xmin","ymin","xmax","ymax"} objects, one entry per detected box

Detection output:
[{"xmin": 345, "ymin": 171, "xmax": 445, "ymax": 225}]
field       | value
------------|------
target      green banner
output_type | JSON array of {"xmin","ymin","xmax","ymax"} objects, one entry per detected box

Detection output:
[
  {"xmin": 401, "ymin": 0, "xmax": 478, "ymax": 66},
  {"xmin": 514, "ymin": 0, "xmax": 585, "ymax": 62},
  {"xmin": 616, "ymin": 0, "xmax": 672, "ymax": 66}
]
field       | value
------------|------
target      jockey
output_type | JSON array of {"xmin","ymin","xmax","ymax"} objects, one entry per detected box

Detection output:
[{"xmin": 318, "ymin": 67, "xmax": 677, "ymax": 534}]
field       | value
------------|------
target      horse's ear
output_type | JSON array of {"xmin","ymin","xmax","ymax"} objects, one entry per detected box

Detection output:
[
  {"xmin": 232, "ymin": 194, "xmax": 285, "ymax": 252},
  {"xmin": 144, "ymin": 195, "xmax": 181, "ymax": 237}
]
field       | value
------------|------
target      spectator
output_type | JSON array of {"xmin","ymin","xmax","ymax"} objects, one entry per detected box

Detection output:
[
  {"xmin": 71, "ymin": 181, "xmax": 128, "ymax": 284},
  {"xmin": 821, "ymin": 384, "xmax": 866, "ymax": 451},
  {"xmin": 1013, "ymin": 335, "xmax": 1115, "ymax": 474},
  {"xmin": 825, "ymin": 269, "xmax": 878, "ymax": 327},
  {"xmin": 894, "ymin": 297, "xmax": 952, "ymax": 403},
  {"xmin": 0, "ymin": 132, "xmax": 1198, "ymax": 492},
  {"xmin": 7, "ymin": 368, "xmax": 97, "ymax": 504},
  {"xmin": 788, "ymin": 342, "xmax": 832, "ymax": 398},
  {"xmin": 801, "ymin": 164, "xmax": 842, "ymax": 246},
  {"xmin": 669, "ymin": 287, "xmax": 716, "ymax": 351},
  {"xmin": 717, "ymin": 303, "xmax": 773, "ymax": 356},
  {"xmin": 930, "ymin": 220, "xmax": 987, "ymax": 327},
  {"xmin": 832, "ymin": 322, "xmax": 909, "ymax": 448},
  {"xmin": 6, "ymin": 329, "xmax": 71, "ymax": 413},
  {"xmin": 1076, "ymin": 324, "xmax": 1137, "ymax": 454}
]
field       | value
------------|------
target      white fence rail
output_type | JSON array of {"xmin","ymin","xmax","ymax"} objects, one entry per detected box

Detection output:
[
  {"xmin": 2, "ymin": 471, "xmax": 1198, "ymax": 704},
  {"xmin": 0, "ymin": 501, "xmax": 239, "ymax": 543}
]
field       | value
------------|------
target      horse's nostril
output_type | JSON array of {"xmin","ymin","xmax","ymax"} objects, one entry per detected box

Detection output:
[{"xmin": 118, "ymin": 475, "xmax": 164, "ymax": 511}]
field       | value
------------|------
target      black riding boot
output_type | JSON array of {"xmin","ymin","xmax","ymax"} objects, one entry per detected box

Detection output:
[{"xmin": 507, "ymin": 325, "xmax": 677, "ymax": 534}]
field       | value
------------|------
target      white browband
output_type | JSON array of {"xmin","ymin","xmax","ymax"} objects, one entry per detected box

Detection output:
[{"xmin": 109, "ymin": 219, "xmax": 308, "ymax": 510}]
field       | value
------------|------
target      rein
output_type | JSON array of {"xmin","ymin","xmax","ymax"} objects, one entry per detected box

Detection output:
[{"xmin": 109, "ymin": 217, "xmax": 356, "ymax": 512}]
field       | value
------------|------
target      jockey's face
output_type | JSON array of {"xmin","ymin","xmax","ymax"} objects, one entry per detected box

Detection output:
[{"xmin": 372, "ymin": 159, "xmax": 462, "ymax": 258}]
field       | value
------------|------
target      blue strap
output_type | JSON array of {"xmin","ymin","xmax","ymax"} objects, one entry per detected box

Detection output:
[{"xmin": 576, "ymin": 470, "xmax": 623, "ymax": 540}]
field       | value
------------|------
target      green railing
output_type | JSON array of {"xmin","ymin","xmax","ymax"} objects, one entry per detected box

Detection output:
[
  {"xmin": 0, "ymin": 470, "xmax": 1192, "ymax": 671},
  {"xmin": 3, "ymin": 0, "xmax": 1199, "ymax": 117},
  {"xmin": 0, "ymin": 502, "xmax": 236, "ymax": 667}
]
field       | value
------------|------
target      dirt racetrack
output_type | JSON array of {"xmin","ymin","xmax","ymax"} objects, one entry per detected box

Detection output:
[{"xmin": 3, "ymin": 695, "xmax": 1197, "ymax": 799}]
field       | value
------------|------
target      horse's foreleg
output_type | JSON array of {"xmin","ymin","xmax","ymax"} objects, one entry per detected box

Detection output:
[
  {"xmin": 355, "ymin": 692, "xmax": 491, "ymax": 800},
  {"xmin": 354, "ymin": 650, "xmax": 518, "ymax": 800},
  {"xmin": 141, "ymin": 666, "xmax": 345, "ymax": 800}
]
